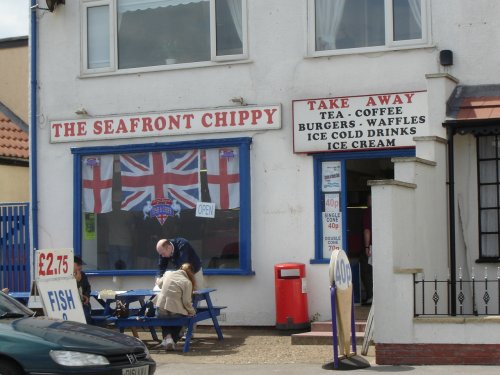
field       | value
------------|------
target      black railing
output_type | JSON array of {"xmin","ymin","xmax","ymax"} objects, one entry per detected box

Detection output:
[{"xmin": 413, "ymin": 268, "xmax": 500, "ymax": 316}]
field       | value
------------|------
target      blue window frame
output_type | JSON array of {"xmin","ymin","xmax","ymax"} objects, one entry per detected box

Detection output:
[
  {"xmin": 311, "ymin": 148, "xmax": 415, "ymax": 263},
  {"xmin": 71, "ymin": 137, "xmax": 253, "ymax": 276}
]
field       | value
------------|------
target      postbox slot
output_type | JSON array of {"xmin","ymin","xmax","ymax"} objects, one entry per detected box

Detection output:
[{"xmin": 279, "ymin": 269, "xmax": 300, "ymax": 278}]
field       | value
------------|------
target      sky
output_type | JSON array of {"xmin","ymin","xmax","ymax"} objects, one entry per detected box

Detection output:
[{"xmin": 0, "ymin": 0, "xmax": 29, "ymax": 39}]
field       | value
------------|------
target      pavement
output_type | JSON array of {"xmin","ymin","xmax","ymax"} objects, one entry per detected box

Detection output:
[
  {"xmin": 154, "ymin": 363, "xmax": 500, "ymax": 375},
  {"xmin": 130, "ymin": 326, "xmax": 500, "ymax": 375}
]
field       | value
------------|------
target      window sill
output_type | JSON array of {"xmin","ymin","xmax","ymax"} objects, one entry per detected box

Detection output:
[
  {"xmin": 86, "ymin": 268, "xmax": 256, "ymax": 277},
  {"xmin": 203, "ymin": 269, "xmax": 255, "ymax": 276},
  {"xmin": 475, "ymin": 258, "xmax": 500, "ymax": 264},
  {"xmin": 310, "ymin": 258, "xmax": 330, "ymax": 264},
  {"xmin": 86, "ymin": 270, "xmax": 157, "ymax": 277},
  {"xmin": 79, "ymin": 58, "xmax": 253, "ymax": 79},
  {"xmin": 305, "ymin": 43, "xmax": 436, "ymax": 59}
]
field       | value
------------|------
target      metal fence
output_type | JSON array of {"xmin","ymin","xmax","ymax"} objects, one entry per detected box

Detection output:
[
  {"xmin": 0, "ymin": 203, "xmax": 30, "ymax": 292},
  {"xmin": 413, "ymin": 268, "xmax": 500, "ymax": 316}
]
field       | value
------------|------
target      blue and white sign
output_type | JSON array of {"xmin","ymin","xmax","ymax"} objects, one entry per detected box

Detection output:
[
  {"xmin": 329, "ymin": 249, "xmax": 352, "ymax": 290},
  {"xmin": 37, "ymin": 279, "xmax": 86, "ymax": 323},
  {"xmin": 322, "ymin": 161, "xmax": 341, "ymax": 192}
]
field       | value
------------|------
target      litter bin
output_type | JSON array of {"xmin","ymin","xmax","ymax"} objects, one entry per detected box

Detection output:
[{"xmin": 274, "ymin": 263, "xmax": 310, "ymax": 330}]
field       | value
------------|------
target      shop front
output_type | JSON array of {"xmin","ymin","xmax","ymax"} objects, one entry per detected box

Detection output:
[
  {"xmin": 51, "ymin": 105, "xmax": 280, "ymax": 278},
  {"xmin": 293, "ymin": 90, "xmax": 427, "ymax": 303}
]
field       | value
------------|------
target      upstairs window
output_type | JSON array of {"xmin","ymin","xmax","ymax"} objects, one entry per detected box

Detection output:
[
  {"xmin": 82, "ymin": 0, "xmax": 248, "ymax": 74},
  {"xmin": 308, "ymin": 0, "xmax": 429, "ymax": 56}
]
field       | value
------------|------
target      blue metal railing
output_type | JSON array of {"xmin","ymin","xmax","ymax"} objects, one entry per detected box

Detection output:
[{"xmin": 0, "ymin": 203, "xmax": 30, "ymax": 292}]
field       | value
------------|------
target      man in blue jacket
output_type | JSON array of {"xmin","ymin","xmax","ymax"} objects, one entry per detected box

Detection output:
[{"xmin": 156, "ymin": 238, "xmax": 204, "ymax": 289}]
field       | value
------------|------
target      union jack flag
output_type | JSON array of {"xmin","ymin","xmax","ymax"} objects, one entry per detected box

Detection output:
[{"xmin": 120, "ymin": 150, "xmax": 200, "ymax": 211}]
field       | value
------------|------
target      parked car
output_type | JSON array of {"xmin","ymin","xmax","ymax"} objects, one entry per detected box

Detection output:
[{"xmin": 0, "ymin": 291, "xmax": 156, "ymax": 375}]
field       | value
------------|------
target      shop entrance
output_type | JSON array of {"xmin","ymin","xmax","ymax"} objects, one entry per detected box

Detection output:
[
  {"xmin": 346, "ymin": 158, "xmax": 393, "ymax": 304},
  {"xmin": 313, "ymin": 149, "xmax": 414, "ymax": 304}
]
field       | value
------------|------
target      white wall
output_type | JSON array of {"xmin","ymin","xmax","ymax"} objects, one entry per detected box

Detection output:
[{"xmin": 35, "ymin": 1, "xmax": 500, "ymax": 326}]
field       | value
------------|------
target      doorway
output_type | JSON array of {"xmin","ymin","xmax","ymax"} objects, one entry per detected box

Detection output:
[{"xmin": 346, "ymin": 158, "xmax": 393, "ymax": 303}]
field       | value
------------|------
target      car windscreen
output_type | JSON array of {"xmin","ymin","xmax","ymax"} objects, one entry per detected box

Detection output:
[{"xmin": 0, "ymin": 292, "xmax": 34, "ymax": 318}]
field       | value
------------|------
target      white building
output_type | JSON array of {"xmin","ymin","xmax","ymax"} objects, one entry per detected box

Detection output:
[{"xmin": 33, "ymin": 0, "xmax": 500, "ymax": 364}]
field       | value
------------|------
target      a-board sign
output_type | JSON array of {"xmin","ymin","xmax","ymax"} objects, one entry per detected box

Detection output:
[
  {"xmin": 35, "ymin": 249, "xmax": 86, "ymax": 323},
  {"xmin": 329, "ymin": 249, "xmax": 354, "ymax": 358},
  {"xmin": 329, "ymin": 249, "xmax": 352, "ymax": 289}
]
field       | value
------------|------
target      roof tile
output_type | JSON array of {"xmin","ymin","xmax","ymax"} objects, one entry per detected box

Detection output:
[
  {"xmin": 457, "ymin": 96, "xmax": 500, "ymax": 120},
  {"xmin": 0, "ymin": 112, "xmax": 29, "ymax": 160}
]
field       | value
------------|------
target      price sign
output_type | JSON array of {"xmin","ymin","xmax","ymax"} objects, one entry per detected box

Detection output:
[
  {"xmin": 329, "ymin": 249, "xmax": 352, "ymax": 290},
  {"xmin": 325, "ymin": 193, "xmax": 340, "ymax": 213},
  {"xmin": 36, "ymin": 249, "xmax": 74, "ymax": 280}
]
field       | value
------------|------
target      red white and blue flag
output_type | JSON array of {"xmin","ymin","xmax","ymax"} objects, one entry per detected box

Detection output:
[
  {"xmin": 82, "ymin": 155, "xmax": 114, "ymax": 213},
  {"xmin": 205, "ymin": 148, "xmax": 240, "ymax": 209},
  {"xmin": 120, "ymin": 151, "xmax": 200, "ymax": 211}
]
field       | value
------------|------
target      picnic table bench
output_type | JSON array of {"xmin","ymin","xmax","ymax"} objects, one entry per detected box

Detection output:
[{"xmin": 105, "ymin": 288, "xmax": 226, "ymax": 352}]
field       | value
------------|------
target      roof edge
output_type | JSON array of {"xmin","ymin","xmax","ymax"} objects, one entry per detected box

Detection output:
[
  {"xmin": 446, "ymin": 83, "xmax": 500, "ymax": 119},
  {"xmin": 0, "ymin": 101, "xmax": 29, "ymax": 133},
  {"xmin": 0, "ymin": 36, "xmax": 28, "ymax": 49}
]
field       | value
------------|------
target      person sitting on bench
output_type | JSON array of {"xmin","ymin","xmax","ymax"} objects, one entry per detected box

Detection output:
[{"xmin": 153, "ymin": 263, "xmax": 196, "ymax": 351}]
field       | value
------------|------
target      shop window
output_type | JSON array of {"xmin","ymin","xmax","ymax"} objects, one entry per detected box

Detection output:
[
  {"xmin": 308, "ymin": 0, "xmax": 429, "ymax": 56},
  {"xmin": 82, "ymin": 0, "xmax": 248, "ymax": 74},
  {"xmin": 477, "ymin": 135, "xmax": 500, "ymax": 259},
  {"xmin": 73, "ymin": 138, "xmax": 252, "ymax": 275}
]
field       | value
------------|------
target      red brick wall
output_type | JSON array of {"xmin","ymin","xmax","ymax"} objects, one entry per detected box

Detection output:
[{"xmin": 376, "ymin": 343, "xmax": 500, "ymax": 365}]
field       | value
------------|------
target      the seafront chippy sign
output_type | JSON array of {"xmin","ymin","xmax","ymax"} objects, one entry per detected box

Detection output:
[
  {"xmin": 50, "ymin": 104, "xmax": 281, "ymax": 143},
  {"xmin": 293, "ymin": 91, "xmax": 427, "ymax": 153}
]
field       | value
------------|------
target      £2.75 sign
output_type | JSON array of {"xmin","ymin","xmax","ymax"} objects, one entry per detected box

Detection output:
[
  {"xmin": 36, "ymin": 249, "xmax": 73, "ymax": 279},
  {"xmin": 35, "ymin": 248, "xmax": 87, "ymax": 323}
]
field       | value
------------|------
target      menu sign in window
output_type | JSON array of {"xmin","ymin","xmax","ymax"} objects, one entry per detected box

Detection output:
[{"xmin": 322, "ymin": 162, "xmax": 342, "ymax": 258}]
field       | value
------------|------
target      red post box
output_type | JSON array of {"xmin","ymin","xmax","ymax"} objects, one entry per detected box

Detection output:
[{"xmin": 274, "ymin": 263, "xmax": 310, "ymax": 330}]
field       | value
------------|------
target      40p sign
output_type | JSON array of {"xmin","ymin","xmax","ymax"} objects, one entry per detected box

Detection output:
[{"xmin": 329, "ymin": 249, "xmax": 352, "ymax": 290}]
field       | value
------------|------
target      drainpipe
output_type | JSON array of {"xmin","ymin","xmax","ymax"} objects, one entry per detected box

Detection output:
[
  {"xmin": 30, "ymin": 0, "xmax": 39, "ymax": 253},
  {"xmin": 447, "ymin": 126, "xmax": 457, "ymax": 316}
]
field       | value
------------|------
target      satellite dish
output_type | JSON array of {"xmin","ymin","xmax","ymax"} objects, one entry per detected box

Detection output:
[{"xmin": 329, "ymin": 249, "xmax": 352, "ymax": 290}]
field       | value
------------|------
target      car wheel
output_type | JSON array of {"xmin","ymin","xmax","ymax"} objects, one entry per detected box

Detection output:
[{"xmin": 0, "ymin": 360, "xmax": 23, "ymax": 375}]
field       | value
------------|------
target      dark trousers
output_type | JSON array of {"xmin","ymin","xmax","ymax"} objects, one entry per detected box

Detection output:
[
  {"xmin": 83, "ymin": 303, "xmax": 92, "ymax": 324},
  {"xmin": 359, "ymin": 253, "xmax": 373, "ymax": 301}
]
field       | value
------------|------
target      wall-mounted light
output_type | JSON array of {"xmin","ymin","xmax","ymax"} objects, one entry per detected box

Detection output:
[
  {"xmin": 46, "ymin": 0, "xmax": 65, "ymax": 12},
  {"xmin": 439, "ymin": 50, "xmax": 453, "ymax": 66}
]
